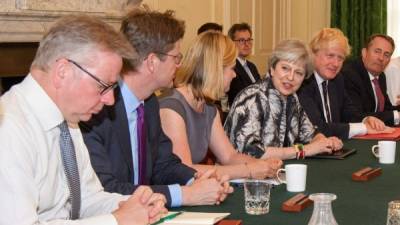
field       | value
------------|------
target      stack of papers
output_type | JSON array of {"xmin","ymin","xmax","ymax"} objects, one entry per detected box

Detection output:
[{"xmin": 155, "ymin": 212, "xmax": 230, "ymax": 225}]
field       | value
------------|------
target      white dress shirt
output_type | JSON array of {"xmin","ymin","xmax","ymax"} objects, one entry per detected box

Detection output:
[{"xmin": 0, "ymin": 75, "xmax": 128, "ymax": 225}]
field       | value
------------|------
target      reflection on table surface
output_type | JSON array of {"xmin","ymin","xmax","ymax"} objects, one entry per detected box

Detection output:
[{"xmin": 176, "ymin": 140, "xmax": 400, "ymax": 225}]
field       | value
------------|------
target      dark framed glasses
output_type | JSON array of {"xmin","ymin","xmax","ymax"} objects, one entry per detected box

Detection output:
[
  {"xmin": 155, "ymin": 52, "xmax": 183, "ymax": 65},
  {"xmin": 67, "ymin": 59, "xmax": 118, "ymax": 95},
  {"xmin": 233, "ymin": 38, "xmax": 254, "ymax": 45}
]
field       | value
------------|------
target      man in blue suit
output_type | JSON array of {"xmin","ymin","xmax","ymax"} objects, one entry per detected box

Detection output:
[
  {"xmin": 298, "ymin": 28, "xmax": 388, "ymax": 140},
  {"xmin": 80, "ymin": 8, "xmax": 232, "ymax": 208}
]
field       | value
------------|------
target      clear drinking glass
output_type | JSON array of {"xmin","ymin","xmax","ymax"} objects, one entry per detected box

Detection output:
[
  {"xmin": 244, "ymin": 179, "xmax": 272, "ymax": 215},
  {"xmin": 387, "ymin": 200, "xmax": 400, "ymax": 225},
  {"xmin": 308, "ymin": 193, "xmax": 338, "ymax": 225}
]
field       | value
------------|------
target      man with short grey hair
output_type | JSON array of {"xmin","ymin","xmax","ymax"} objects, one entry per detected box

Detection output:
[{"xmin": 0, "ymin": 15, "xmax": 166, "ymax": 225}]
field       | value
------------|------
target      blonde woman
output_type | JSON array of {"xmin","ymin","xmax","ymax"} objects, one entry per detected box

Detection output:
[{"xmin": 159, "ymin": 32, "xmax": 282, "ymax": 179}]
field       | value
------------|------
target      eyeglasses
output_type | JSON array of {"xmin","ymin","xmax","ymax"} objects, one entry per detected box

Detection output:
[
  {"xmin": 155, "ymin": 52, "xmax": 183, "ymax": 65},
  {"xmin": 67, "ymin": 59, "xmax": 118, "ymax": 95},
  {"xmin": 233, "ymin": 38, "xmax": 254, "ymax": 45}
]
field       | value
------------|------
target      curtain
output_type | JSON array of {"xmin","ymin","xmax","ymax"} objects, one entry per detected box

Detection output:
[{"xmin": 331, "ymin": 0, "xmax": 387, "ymax": 58}]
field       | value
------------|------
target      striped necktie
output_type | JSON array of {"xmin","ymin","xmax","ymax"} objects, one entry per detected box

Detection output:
[
  {"xmin": 59, "ymin": 121, "xmax": 81, "ymax": 220},
  {"xmin": 322, "ymin": 81, "xmax": 332, "ymax": 123}
]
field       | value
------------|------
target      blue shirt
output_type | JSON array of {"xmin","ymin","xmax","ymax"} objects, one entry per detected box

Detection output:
[{"xmin": 119, "ymin": 80, "xmax": 182, "ymax": 207}]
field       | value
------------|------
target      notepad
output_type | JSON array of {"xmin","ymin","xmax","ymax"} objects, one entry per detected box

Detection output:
[
  {"xmin": 161, "ymin": 212, "xmax": 230, "ymax": 224},
  {"xmin": 353, "ymin": 127, "xmax": 400, "ymax": 140}
]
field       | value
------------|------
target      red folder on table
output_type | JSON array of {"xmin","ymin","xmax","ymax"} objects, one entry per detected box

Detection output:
[{"xmin": 353, "ymin": 127, "xmax": 400, "ymax": 141}]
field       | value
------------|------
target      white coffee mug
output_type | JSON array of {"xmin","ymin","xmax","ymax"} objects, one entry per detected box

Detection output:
[
  {"xmin": 276, "ymin": 164, "xmax": 307, "ymax": 192},
  {"xmin": 371, "ymin": 141, "xmax": 396, "ymax": 164}
]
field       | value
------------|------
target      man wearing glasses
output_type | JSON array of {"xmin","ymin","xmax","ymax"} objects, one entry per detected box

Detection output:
[
  {"xmin": 80, "ymin": 7, "xmax": 231, "ymax": 208},
  {"xmin": 0, "ymin": 15, "xmax": 166, "ymax": 225},
  {"xmin": 227, "ymin": 22, "xmax": 261, "ymax": 106}
]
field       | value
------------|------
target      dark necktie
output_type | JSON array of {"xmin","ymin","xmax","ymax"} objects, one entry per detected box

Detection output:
[
  {"xmin": 372, "ymin": 78, "xmax": 385, "ymax": 112},
  {"xmin": 136, "ymin": 104, "xmax": 147, "ymax": 184},
  {"xmin": 58, "ymin": 121, "xmax": 81, "ymax": 220},
  {"xmin": 322, "ymin": 81, "xmax": 332, "ymax": 123}
]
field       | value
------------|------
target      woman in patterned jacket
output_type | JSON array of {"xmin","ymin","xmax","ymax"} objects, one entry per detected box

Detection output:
[{"xmin": 224, "ymin": 39, "xmax": 343, "ymax": 159}]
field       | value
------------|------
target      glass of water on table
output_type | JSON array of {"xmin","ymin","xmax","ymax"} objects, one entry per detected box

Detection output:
[{"xmin": 244, "ymin": 179, "xmax": 272, "ymax": 215}]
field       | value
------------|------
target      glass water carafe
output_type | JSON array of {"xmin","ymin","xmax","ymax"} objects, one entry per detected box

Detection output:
[{"xmin": 308, "ymin": 193, "xmax": 338, "ymax": 225}]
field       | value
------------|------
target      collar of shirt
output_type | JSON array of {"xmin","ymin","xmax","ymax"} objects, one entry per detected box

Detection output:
[
  {"xmin": 314, "ymin": 71, "xmax": 327, "ymax": 87},
  {"xmin": 22, "ymin": 74, "xmax": 64, "ymax": 131},
  {"xmin": 368, "ymin": 71, "xmax": 378, "ymax": 81},
  {"xmin": 237, "ymin": 57, "xmax": 247, "ymax": 66},
  {"xmin": 119, "ymin": 80, "xmax": 143, "ymax": 114}
]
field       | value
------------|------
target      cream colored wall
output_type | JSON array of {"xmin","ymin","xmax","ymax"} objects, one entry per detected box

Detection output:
[{"xmin": 143, "ymin": 0, "xmax": 331, "ymax": 75}]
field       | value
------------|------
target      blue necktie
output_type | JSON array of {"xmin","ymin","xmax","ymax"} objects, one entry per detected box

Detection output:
[
  {"xmin": 137, "ymin": 104, "xmax": 147, "ymax": 184},
  {"xmin": 59, "ymin": 121, "xmax": 81, "ymax": 220}
]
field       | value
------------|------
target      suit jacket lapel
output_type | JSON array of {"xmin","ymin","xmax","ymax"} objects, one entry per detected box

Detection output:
[
  {"xmin": 311, "ymin": 75, "xmax": 325, "ymax": 115},
  {"xmin": 113, "ymin": 88, "xmax": 134, "ymax": 174},
  {"xmin": 235, "ymin": 59, "xmax": 254, "ymax": 85},
  {"xmin": 248, "ymin": 61, "xmax": 260, "ymax": 81},
  {"xmin": 359, "ymin": 59, "xmax": 377, "ymax": 108}
]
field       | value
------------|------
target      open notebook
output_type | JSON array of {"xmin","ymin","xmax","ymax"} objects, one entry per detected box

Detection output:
[{"xmin": 156, "ymin": 212, "xmax": 230, "ymax": 225}]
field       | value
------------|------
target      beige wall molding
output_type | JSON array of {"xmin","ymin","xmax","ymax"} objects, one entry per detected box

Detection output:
[{"xmin": 0, "ymin": 0, "xmax": 127, "ymax": 42}]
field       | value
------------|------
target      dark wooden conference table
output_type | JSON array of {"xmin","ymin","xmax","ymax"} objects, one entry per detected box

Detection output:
[{"xmin": 177, "ymin": 139, "xmax": 400, "ymax": 225}]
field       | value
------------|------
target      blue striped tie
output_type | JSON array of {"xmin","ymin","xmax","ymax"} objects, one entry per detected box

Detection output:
[{"xmin": 59, "ymin": 121, "xmax": 81, "ymax": 220}]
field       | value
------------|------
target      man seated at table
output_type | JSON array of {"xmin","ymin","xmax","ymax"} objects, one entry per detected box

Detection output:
[
  {"xmin": 80, "ymin": 7, "xmax": 232, "ymax": 208},
  {"xmin": 227, "ymin": 22, "xmax": 261, "ymax": 106},
  {"xmin": 0, "ymin": 15, "xmax": 166, "ymax": 225},
  {"xmin": 341, "ymin": 34, "xmax": 400, "ymax": 126},
  {"xmin": 298, "ymin": 28, "xmax": 390, "ymax": 140}
]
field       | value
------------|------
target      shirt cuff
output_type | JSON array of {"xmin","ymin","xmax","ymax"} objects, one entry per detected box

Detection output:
[
  {"xmin": 186, "ymin": 177, "xmax": 194, "ymax": 185},
  {"xmin": 394, "ymin": 111, "xmax": 400, "ymax": 125},
  {"xmin": 348, "ymin": 123, "xmax": 367, "ymax": 138},
  {"xmin": 168, "ymin": 184, "xmax": 182, "ymax": 207}
]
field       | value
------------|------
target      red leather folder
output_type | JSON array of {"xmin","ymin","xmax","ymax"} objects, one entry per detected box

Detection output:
[
  {"xmin": 353, "ymin": 127, "xmax": 400, "ymax": 141},
  {"xmin": 216, "ymin": 220, "xmax": 242, "ymax": 225}
]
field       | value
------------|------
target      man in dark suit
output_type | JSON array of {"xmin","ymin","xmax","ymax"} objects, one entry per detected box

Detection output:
[
  {"xmin": 80, "ymin": 8, "xmax": 231, "ymax": 208},
  {"xmin": 341, "ymin": 34, "xmax": 400, "ymax": 126},
  {"xmin": 298, "ymin": 28, "xmax": 388, "ymax": 140},
  {"xmin": 227, "ymin": 23, "xmax": 261, "ymax": 105}
]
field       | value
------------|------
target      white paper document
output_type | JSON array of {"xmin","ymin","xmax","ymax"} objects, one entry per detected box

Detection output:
[{"xmin": 159, "ymin": 211, "xmax": 230, "ymax": 224}]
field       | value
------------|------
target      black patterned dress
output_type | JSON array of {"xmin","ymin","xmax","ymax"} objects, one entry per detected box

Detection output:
[{"xmin": 224, "ymin": 77, "xmax": 316, "ymax": 158}]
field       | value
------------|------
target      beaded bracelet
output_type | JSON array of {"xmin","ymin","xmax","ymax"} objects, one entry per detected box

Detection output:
[{"xmin": 294, "ymin": 144, "xmax": 305, "ymax": 160}]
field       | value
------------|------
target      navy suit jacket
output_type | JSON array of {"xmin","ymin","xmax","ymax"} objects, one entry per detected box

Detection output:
[
  {"xmin": 227, "ymin": 59, "xmax": 260, "ymax": 105},
  {"xmin": 80, "ymin": 88, "xmax": 196, "ymax": 206},
  {"xmin": 298, "ymin": 73, "xmax": 364, "ymax": 139},
  {"xmin": 341, "ymin": 58, "xmax": 400, "ymax": 125}
]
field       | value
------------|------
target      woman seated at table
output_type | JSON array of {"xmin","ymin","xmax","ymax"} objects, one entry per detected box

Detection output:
[
  {"xmin": 159, "ymin": 31, "xmax": 282, "ymax": 179},
  {"xmin": 224, "ymin": 39, "xmax": 343, "ymax": 159}
]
